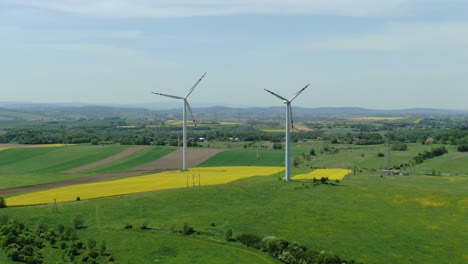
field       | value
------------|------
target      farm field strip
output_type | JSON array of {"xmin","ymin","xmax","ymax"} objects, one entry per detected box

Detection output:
[
  {"xmin": 6, "ymin": 166, "xmax": 283, "ymax": 206},
  {"xmin": 293, "ymin": 169, "xmax": 352, "ymax": 180},
  {"xmin": 64, "ymin": 145, "xmax": 145, "ymax": 173},
  {"xmin": 0, "ymin": 143, "xmax": 71, "ymax": 149},
  {"xmin": 348, "ymin": 116, "xmax": 404, "ymax": 121}
]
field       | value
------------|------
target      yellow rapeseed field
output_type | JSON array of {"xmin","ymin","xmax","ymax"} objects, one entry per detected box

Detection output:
[
  {"xmin": 0, "ymin": 144, "xmax": 69, "ymax": 151},
  {"xmin": 293, "ymin": 169, "xmax": 352, "ymax": 180},
  {"xmin": 28, "ymin": 144, "xmax": 71, "ymax": 148},
  {"xmin": 6, "ymin": 166, "xmax": 283, "ymax": 206}
]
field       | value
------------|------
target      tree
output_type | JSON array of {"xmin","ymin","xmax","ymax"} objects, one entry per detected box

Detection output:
[
  {"xmin": 392, "ymin": 142, "xmax": 408, "ymax": 151},
  {"xmin": 72, "ymin": 215, "xmax": 85, "ymax": 229},
  {"xmin": 309, "ymin": 148, "xmax": 316, "ymax": 156},
  {"xmin": 0, "ymin": 197, "xmax": 6, "ymax": 208},
  {"xmin": 292, "ymin": 156, "xmax": 301, "ymax": 168},
  {"xmin": 88, "ymin": 239, "xmax": 97, "ymax": 250},
  {"xmin": 224, "ymin": 228, "xmax": 233, "ymax": 241},
  {"xmin": 99, "ymin": 240, "xmax": 107, "ymax": 255}
]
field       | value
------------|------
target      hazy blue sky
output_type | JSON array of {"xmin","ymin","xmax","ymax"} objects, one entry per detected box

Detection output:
[{"xmin": 1, "ymin": 0, "xmax": 467, "ymax": 109}]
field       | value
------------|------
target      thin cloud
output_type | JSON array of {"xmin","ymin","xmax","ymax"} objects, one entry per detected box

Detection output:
[
  {"xmin": 10, "ymin": 0, "xmax": 412, "ymax": 18},
  {"xmin": 305, "ymin": 22, "xmax": 468, "ymax": 54},
  {"xmin": 40, "ymin": 43, "xmax": 139, "ymax": 57}
]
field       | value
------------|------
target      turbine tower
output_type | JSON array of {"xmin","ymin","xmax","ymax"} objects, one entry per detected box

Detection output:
[
  {"xmin": 264, "ymin": 84, "xmax": 310, "ymax": 181},
  {"xmin": 152, "ymin": 72, "xmax": 207, "ymax": 171}
]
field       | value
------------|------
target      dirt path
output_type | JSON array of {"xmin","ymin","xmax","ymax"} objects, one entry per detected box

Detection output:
[
  {"xmin": 0, "ymin": 148, "xmax": 226, "ymax": 195},
  {"xmin": 135, "ymin": 148, "xmax": 226, "ymax": 171},
  {"xmin": 294, "ymin": 124, "xmax": 313, "ymax": 132},
  {"xmin": 451, "ymin": 153, "xmax": 466, "ymax": 160},
  {"xmin": 64, "ymin": 146, "xmax": 145, "ymax": 173}
]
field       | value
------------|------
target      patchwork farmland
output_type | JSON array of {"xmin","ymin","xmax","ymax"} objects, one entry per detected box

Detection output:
[{"xmin": 0, "ymin": 119, "xmax": 467, "ymax": 263}]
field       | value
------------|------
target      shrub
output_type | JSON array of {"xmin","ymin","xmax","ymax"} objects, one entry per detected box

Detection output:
[
  {"xmin": 309, "ymin": 148, "xmax": 316, "ymax": 156},
  {"xmin": 0, "ymin": 215, "xmax": 8, "ymax": 225},
  {"xmin": 57, "ymin": 224, "xmax": 65, "ymax": 234},
  {"xmin": 458, "ymin": 144, "xmax": 468, "ymax": 152},
  {"xmin": 99, "ymin": 240, "xmax": 107, "ymax": 255},
  {"xmin": 224, "ymin": 228, "xmax": 233, "ymax": 241},
  {"xmin": 182, "ymin": 222, "xmax": 194, "ymax": 235},
  {"xmin": 0, "ymin": 197, "xmax": 6, "ymax": 208},
  {"xmin": 237, "ymin": 233, "xmax": 262, "ymax": 249},
  {"xmin": 88, "ymin": 239, "xmax": 97, "ymax": 250},
  {"xmin": 140, "ymin": 221, "xmax": 149, "ymax": 230},
  {"xmin": 392, "ymin": 142, "xmax": 408, "ymax": 151},
  {"xmin": 273, "ymin": 143, "xmax": 283, "ymax": 150},
  {"xmin": 72, "ymin": 215, "xmax": 85, "ymax": 229}
]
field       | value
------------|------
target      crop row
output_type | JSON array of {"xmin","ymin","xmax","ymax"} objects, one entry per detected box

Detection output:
[
  {"xmin": 6, "ymin": 166, "xmax": 284, "ymax": 206},
  {"xmin": 293, "ymin": 169, "xmax": 352, "ymax": 180}
]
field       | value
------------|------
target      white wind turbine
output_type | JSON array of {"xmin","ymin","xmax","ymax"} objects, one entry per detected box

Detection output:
[
  {"xmin": 264, "ymin": 84, "xmax": 310, "ymax": 181},
  {"xmin": 152, "ymin": 72, "xmax": 207, "ymax": 171}
]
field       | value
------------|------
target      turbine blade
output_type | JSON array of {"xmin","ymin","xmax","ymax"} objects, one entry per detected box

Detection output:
[
  {"xmin": 185, "ymin": 72, "xmax": 207, "ymax": 98},
  {"xmin": 289, "ymin": 83, "xmax": 310, "ymax": 102},
  {"xmin": 152, "ymin": 92, "xmax": 184, "ymax": 100},
  {"xmin": 264, "ymin": 88, "xmax": 288, "ymax": 102},
  {"xmin": 185, "ymin": 100, "xmax": 197, "ymax": 127}
]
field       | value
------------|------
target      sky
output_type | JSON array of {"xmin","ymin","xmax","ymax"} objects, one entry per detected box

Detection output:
[{"xmin": 1, "ymin": 0, "xmax": 467, "ymax": 110}]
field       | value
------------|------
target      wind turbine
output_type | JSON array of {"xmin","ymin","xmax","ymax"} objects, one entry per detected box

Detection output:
[
  {"xmin": 152, "ymin": 72, "xmax": 207, "ymax": 171},
  {"xmin": 264, "ymin": 84, "xmax": 310, "ymax": 181}
]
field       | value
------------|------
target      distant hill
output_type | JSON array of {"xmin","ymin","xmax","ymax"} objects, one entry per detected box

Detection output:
[{"xmin": 0, "ymin": 102, "xmax": 467, "ymax": 122}]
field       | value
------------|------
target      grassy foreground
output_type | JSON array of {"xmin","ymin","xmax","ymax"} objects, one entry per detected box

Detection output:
[{"xmin": 1, "ymin": 173, "xmax": 466, "ymax": 263}]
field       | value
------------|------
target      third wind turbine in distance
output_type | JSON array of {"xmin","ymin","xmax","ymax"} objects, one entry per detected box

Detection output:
[
  {"xmin": 264, "ymin": 83, "xmax": 310, "ymax": 182},
  {"xmin": 152, "ymin": 72, "xmax": 207, "ymax": 171}
]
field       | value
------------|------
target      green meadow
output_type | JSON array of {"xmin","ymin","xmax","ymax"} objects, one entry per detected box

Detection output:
[
  {"xmin": 0, "ymin": 143, "xmax": 467, "ymax": 263},
  {"xmin": 0, "ymin": 145, "xmax": 173, "ymax": 189}
]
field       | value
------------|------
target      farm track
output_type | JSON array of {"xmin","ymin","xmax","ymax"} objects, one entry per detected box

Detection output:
[
  {"xmin": 451, "ymin": 153, "xmax": 466, "ymax": 160},
  {"xmin": 64, "ymin": 146, "xmax": 145, "ymax": 173},
  {"xmin": 0, "ymin": 148, "xmax": 226, "ymax": 195},
  {"xmin": 135, "ymin": 148, "xmax": 226, "ymax": 171}
]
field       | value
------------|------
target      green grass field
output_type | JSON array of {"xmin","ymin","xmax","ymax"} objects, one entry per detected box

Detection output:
[
  {"xmin": 0, "ymin": 145, "xmax": 177, "ymax": 190},
  {"xmin": 81, "ymin": 146, "xmax": 175, "ymax": 173},
  {"xmin": 0, "ymin": 145, "xmax": 130, "ymax": 174},
  {"xmin": 1, "ymin": 173, "xmax": 466, "ymax": 263},
  {"xmin": 1, "ymin": 142, "xmax": 467, "ymax": 263},
  {"xmin": 198, "ymin": 148, "xmax": 285, "ymax": 167}
]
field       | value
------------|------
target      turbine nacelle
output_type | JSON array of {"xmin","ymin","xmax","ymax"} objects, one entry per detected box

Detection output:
[
  {"xmin": 264, "ymin": 83, "xmax": 310, "ymax": 182},
  {"xmin": 151, "ymin": 72, "xmax": 207, "ymax": 171}
]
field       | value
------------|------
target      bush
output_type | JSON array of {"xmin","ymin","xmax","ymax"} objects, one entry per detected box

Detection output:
[
  {"xmin": 237, "ymin": 233, "xmax": 263, "ymax": 249},
  {"xmin": 224, "ymin": 228, "xmax": 233, "ymax": 241},
  {"xmin": 72, "ymin": 215, "xmax": 85, "ymax": 229},
  {"xmin": 140, "ymin": 221, "xmax": 150, "ymax": 230},
  {"xmin": 88, "ymin": 239, "xmax": 96, "ymax": 250},
  {"xmin": 0, "ymin": 215, "xmax": 8, "ymax": 225},
  {"xmin": 99, "ymin": 240, "xmax": 107, "ymax": 255},
  {"xmin": 182, "ymin": 222, "xmax": 194, "ymax": 235},
  {"xmin": 458, "ymin": 144, "xmax": 468, "ymax": 152},
  {"xmin": 309, "ymin": 148, "xmax": 316, "ymax": 156},
  {"xmin": 273, "ymin": 143, "xmax": 283, "ymax": 150},
  {"xmin": 392, "ymin": 142, "xmax": 408, "ymax": 151},
  {"xmin": 0, "ymin": 197, "xmax": 6, "ymax": 208}
]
